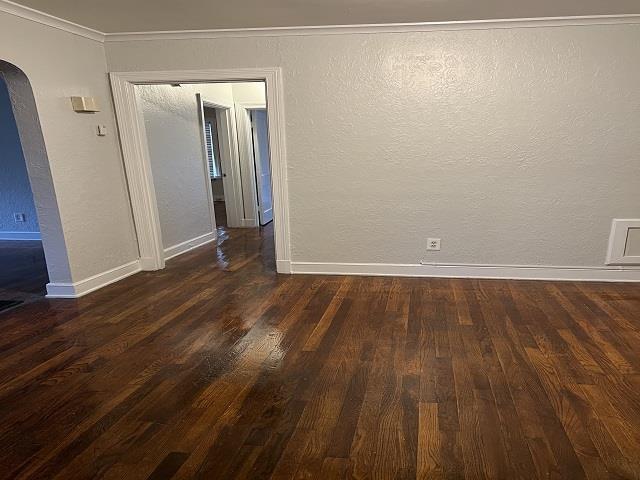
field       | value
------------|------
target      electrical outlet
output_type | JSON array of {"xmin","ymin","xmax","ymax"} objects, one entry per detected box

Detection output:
[
  {"xmin": 427, "ymin": 238, "xmax": 441, "ymax": 251},
  {"xmin": 14, "ymin": 213, "xmax": 26, "ymax": 223}
]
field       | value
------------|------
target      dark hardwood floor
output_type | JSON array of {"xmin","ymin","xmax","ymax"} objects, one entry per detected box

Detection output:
[
  {"xmin": 214, "ymin": 201, "xmax": 227, "ymax": 228},
  {"xmin": 0, "ymin": 240, "xmax": 48, "ymax": 307},
  {"xmin": 1, "ymin": 224, "xmax": 640, "ymax": 479}
]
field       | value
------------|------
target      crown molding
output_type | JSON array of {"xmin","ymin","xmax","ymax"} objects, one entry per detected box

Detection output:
[
  {"xmin": 104, "ymin": 14, "xmax": 640, "ymax": 42},
  {"xmin": 0, "ymin": 0, "xmax": 105, "ymax": 42},
  {"xmin": 1, "ymin": 1, "xmax": 638, "ymax": 44}
]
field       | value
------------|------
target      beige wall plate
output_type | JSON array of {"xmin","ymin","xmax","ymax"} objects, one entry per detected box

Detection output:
[
  {"xmin": 70, "ymin": 96, "xmax": 99, "ymax": 113},
  {"xmin": 606, "ymin": 219, "xmax": 640, "ymax": 265}
]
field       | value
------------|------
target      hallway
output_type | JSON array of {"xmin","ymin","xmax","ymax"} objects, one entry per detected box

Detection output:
[{"xmin": 0, "ymin": 240, "xmax": 48, "ymax": 310}]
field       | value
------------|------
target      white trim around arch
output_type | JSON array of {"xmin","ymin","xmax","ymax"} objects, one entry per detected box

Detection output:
[{"xmin": 109, "ymin": 68, "xmax": 292, "ymax": 274}]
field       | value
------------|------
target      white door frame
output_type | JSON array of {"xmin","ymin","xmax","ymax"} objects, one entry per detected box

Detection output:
[
  {"xmin": 235, "ymin": 101, "xmax": 267, "ymax": 227},
  {"xmin": 196, "ymin": 94, "xmax": 218, "ymax": 232},
  {"xmin": 109, "ymin": 68, "xmax": 291, "ymax": 273},
  {"xmin": 198, "ymin": 97, "xmax": 244, "ymax": 228},
  {"xmin": 250, "ymin": 109, "xmax": 273, "ymax": 226}
]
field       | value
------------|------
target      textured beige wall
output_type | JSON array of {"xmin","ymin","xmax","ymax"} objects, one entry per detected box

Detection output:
[
  {"xmin": 137, "ymin": 83, "xmax": 215, "ymax": 250},
  {"xmin": 1, "ymin": 11, "xmax": 138, "ymax": 283},
  {"xmin": 232, "ymin": 82, "xmax": 266, "ymax": 105},
  {"xmin": 4, "ymin": 10, "xmax": 638, "ymax": 283},
  {"xmin": 105, "ymin": 25, "xmax": 640, "ymax": 268}
]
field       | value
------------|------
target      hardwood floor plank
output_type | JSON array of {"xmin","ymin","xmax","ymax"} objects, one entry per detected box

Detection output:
[
  {"xmin": 326, "ymin": 363, "xmax": 370, "ymax": 458},
  {"xmin": 146, "ymin": 452, "xmax": 190, "ymax": 480},
  {"xmin": 417, "ymin": 402, "xmax": 442, "ymax": 479}
]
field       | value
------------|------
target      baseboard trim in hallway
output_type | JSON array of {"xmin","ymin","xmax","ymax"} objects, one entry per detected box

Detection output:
[
  {"xmin": 164, "ymin": 231, "xmax": 217, "ymax": 261},
  {"xmin": 46, "ymin": 260, "xmax": 142, "ymax": 298},
  {"xmin": 290, "ymin": 261, "xmax": 640, "ymax": 282},
  {"xmin": 42, "ymin": 256, "xmax": 640, "ymax": 300}
]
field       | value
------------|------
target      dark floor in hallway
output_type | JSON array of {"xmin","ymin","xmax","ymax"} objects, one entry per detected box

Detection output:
[
  {"xmin": 214, "ymin": 200, "xmax": 227, "ymax": 228},
  {"xmin": 0, "ymin": 224, "xmax": 640, "ymax": 479},
  {"xmin": 0, "ymin": 240, "xmax": 48, "ymax": 307}
]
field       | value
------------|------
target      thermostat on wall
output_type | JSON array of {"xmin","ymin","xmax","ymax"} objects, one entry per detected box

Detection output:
[{"xmin": 70, "ymin": 96, "xmax": 100, "ymax": 113}]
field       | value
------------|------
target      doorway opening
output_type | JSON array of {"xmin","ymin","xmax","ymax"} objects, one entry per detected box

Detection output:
[
  {"xmin": 0, "ymin": 75, "xmax": 47, "ymax": 307},
  {"xmin": 110, "ymin": 68, "xmax": 290, "ymax": 274},
  {"xmin": 130, "ymin": 78, "xmax": 280, "ymax": 270},
  {"xmin": 202, "ymin": 103, "xmax": 227, "ymax": 227},
  {"xmin": 248, "ymin": 108, "xmax": 273, "ymax": 227},
  {"xmin": 0, "ymin": 60, "xmax": 70, "ymax": 309}
]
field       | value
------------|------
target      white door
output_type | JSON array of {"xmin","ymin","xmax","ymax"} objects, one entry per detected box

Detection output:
[{"xmin": 250, "ymin": 109, "xmax": 273, "ymax": 225}]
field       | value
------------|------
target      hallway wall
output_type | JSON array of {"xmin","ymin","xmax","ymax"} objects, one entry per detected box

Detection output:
[
  {"xmin": 137, "ymin": 83, "xmax": 218, "ymax": 250},
  {"xmin": 0, "ymin": 77, "xmax": 39, "ymax": 236},
  {"xmin": 0, "ymin": 10, "xmax": 138, "ymax": 288}
]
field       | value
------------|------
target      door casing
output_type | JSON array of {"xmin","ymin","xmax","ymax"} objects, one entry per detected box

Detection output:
[{"xmin": 109, "ymin": 68, "xmax": 292, "ymax": 273}]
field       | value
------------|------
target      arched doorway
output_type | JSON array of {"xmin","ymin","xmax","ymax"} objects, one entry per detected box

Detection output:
[{"xmin": 0, "ymin": 60, "xmax": 72, "ymax": 309}]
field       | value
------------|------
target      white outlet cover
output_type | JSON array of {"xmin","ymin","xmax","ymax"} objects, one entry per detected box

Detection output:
[{"xmin": 427, "ymin": 238, "xmax": 441, "ymax": 251}]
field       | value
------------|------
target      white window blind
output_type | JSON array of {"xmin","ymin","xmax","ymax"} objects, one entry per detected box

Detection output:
[{"xmin": 205, "ymin": 121, "xmax": 221, "ymax": 178}]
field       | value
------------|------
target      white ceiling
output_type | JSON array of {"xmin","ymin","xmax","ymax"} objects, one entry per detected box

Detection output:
[{"xmin": 11, "ymin": 0, "xmax": 640, "ymax": 33}]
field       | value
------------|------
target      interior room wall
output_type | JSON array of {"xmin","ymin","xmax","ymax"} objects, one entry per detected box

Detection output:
[
  {"xmin": 137, "ymin": 83, "xmax": 215, "ymax": 250},
  {"xmin": 0, "ymin": 77, "xmax": 39, "ymax": 235},
  {"xmin": 198, "ymin": 82, "xmax": 234, "ymax": 105},
  {"xmin": 105, "ymin": 25, "xmax": 640, "ymax": 269},
  {"xmin": 232, "ymin": 82, "xmax": 266, "ymax": 105},
  {"xmin": 0, "ymin": 11, "xmax": 138, "ymax": 286}
]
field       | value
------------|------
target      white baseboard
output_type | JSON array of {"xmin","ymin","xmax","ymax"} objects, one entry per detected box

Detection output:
[
  {"xmin": 42, "ymin": 256, "xmax": 639, "ymax": 300},
  {"xmin": 290, "ymin": 261, "xmax": 640, "ymax": 282},
  {"xmin": 164, "ymin": 231, "xmax": 216, "ymax": 261},
  {"xmin": 0, "ymin": 231, "xmax": 41, "ymax": 240},
  {"xmin": 139, "ymin": 257, "xmax": 160, "ymax": 270},
  {"xmin": 46, "ymin": 260, "xmax": 142, "ymax": 298},
  {"xmin": 276, "ymin": 260, "xmax": 292, "ymax": 274}
]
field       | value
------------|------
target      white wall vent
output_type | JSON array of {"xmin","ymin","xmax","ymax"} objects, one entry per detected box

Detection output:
[{"xmin": 606, "ymin": 219, "xmax": 640, "ymax": 265}]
